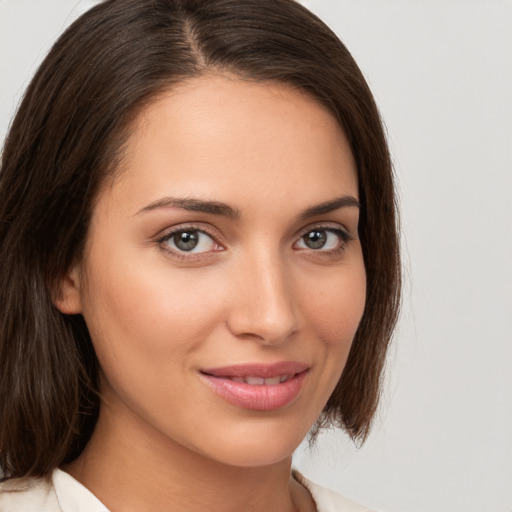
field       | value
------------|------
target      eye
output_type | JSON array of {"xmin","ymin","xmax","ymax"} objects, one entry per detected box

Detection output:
[
  {"xmin": 161, "ymin": 229, "xmax": 219, "ymax": 254},
  {"xmin": 295, "ymin": 228, "xmax": 349, "ymax": 251}
]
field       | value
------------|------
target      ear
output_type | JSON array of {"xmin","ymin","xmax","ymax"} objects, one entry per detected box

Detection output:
[{"xmin": 53, "ymin": 265, "xmax": 83, "ymax": 314}]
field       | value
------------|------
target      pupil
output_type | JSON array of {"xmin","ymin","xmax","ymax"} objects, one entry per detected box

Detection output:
[
  {"xmin": 305, "ymin": 230, "xmax": 326, "ymax": 249},
  {"xmin": 174, "ymin": 231, "xmax": 199, "ymax": 251}
]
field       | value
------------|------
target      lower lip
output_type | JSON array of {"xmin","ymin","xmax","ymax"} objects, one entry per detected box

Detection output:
[{"xmin": 201, "ymin": 371, "xmax": 308, "ymax": 411}]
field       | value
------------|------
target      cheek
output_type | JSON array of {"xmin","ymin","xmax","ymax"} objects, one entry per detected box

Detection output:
[
  {"xmin": 79, "ymin": 247, "xmax": 225, "ymax": 373},
  {"xmin": 307, "ymin": 261, "xmax": 366, "ymax": 343},
  {"xmin": 302, "ymin": 254, "xmax": 367, "ymax": 386}
]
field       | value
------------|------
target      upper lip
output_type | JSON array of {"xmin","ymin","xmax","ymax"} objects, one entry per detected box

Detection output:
[{"xmin": 201, "ymin": 361, "xmax": 310, "ymax": 379}]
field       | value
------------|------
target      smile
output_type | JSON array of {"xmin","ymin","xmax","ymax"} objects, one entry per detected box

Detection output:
[
  {"xmin": 228, "ymin": 375, "xmax": 292, "ymax": 385},
  {"xmin": 200, "ymin": 362, "xmax": 309, "ymax": 411}
]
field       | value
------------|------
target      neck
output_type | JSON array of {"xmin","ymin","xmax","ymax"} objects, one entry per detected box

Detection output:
[{"xmin": 64, "ymin": 397, "xmax": 314, "ymax": 512}]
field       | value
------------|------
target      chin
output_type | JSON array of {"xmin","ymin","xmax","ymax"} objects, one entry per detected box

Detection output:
[
  {"xmin": 213, "ymin": 444, "xmax": 296, "ymax": 469},
  {"xmin": 189, "ymin": 421, "xmax": 308, "ymax": 469}
]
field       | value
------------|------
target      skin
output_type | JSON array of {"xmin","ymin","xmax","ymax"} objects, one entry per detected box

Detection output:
[{"xmin": 57, "ymin": 74, "xmax": 366, "ymax": 512}]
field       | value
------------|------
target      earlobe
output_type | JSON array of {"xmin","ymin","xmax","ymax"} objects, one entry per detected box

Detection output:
[{"xmin": 53, "ymin": 266, "xmax": 83, "ymax": 314}]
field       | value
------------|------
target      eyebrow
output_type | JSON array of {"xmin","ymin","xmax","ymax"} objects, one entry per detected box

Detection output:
[
  {"xmin": 136, "ymin": 197, "xmax": 240, "ymax": 219},
  {"xmin": 298, "ymin": 195, "xmax": 360, "ymax": 220},
  {"xmin": 136, "ymin": 194, "xmax": 360, "ymax": 219}
]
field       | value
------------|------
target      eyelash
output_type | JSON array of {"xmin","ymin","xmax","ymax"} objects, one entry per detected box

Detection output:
[
  {"xmin": 295, "ymin": 224, "xmax": 352, "ymax": 256},
  {"xmin": 155, "ymin": 223, "xmax": 352, "ymax": 260},
  {"xmin": 156, "ymin": 223, "xmax": 222, "ymax": 261}
]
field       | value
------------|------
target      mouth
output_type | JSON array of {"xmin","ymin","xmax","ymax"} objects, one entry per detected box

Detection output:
[
  {"xmin": 200, "ymin": 362, "xmax": 310, "ymax": 411},
  {"xmin": 225, "ymin": 374, "xmax": 294, "ymax": 385}
]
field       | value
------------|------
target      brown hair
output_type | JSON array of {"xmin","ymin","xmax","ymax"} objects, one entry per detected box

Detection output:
[{"xmin": 0, "ymin": 0, "xmax": 400, "ymax": 479}]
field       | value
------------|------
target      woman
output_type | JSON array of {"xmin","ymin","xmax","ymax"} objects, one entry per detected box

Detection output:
[{"xmin": 0, "ymin": 0, "xmax": 400, "ymax": 510}]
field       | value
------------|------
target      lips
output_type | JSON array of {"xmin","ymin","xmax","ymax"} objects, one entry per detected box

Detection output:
[
  {"xmin": 230, "ymin": 375, "xmax": 292, "ymax": 385},
  {"xmin": 200, "ymin": 362, "xmax": 309, "ymax": 411}
]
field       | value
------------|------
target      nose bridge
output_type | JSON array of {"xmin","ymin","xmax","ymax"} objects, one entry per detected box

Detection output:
[{"xmin": 227, "ymin": 243, "xmax": 298, "ymax": 344}]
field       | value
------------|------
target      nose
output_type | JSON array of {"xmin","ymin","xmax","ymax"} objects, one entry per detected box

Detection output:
[{"xmin": 226, "ymin": 249, "xmax": 299, "ymax": 346}]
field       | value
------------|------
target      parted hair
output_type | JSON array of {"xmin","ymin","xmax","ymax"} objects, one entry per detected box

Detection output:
[{"xmin": 0, "ymin": 0, "xmax": 400, "ymax": 479}]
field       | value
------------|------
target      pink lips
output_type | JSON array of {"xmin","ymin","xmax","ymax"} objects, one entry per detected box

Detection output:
[{"xmin": 200, "ymin": 361, "xmax": 309, "ymax": 411}]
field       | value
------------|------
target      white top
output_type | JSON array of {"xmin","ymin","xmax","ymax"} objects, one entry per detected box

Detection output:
[{"xmin": 0, "ymin": 469, "xmax": 372, "ymax": 512}]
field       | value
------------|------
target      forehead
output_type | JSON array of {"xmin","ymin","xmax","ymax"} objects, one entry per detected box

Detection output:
[{"xmin": 106, "ymin": 74, "xmax": 358, "ymax": 215}]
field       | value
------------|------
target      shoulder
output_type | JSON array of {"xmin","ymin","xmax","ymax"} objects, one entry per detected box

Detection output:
[
  {"xmin": 293, "ymin": 470, "xmax": 374, "ymax": 512},
  {"xmin": 0, "ymin": 475, "xmax": 59, "ymax": 511},
  {"xmin": 0, "ymin": 469, "xmax": 108, "ymax": 512}
]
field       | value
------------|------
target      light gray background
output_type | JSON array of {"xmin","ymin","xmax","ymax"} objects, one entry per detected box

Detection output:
[{"xmin": 1, "ymin": 1, "xmax": 511, "ymax": 511}]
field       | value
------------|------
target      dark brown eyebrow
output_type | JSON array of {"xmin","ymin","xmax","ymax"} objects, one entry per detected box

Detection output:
[
  {"xmin": 299, "ymin": 195, "xmax": 360, "ymax": 220},
  {"xmin": 136, "ymin": 195, "xmax": 359, "ymax": 219},
  {"xmin": 136, "ymin": 197, "xmax": 240, "ymax": 219}
]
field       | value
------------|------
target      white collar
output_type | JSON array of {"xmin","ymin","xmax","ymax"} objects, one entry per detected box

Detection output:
[{"xmin": 53, "ymin": 469, "xmax": 109, "ymax": 512}]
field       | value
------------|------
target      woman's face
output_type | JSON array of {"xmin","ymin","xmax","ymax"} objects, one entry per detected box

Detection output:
[{"xmin": 67, "ymin": 75, "xmax": 366, "ymax": 468}]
